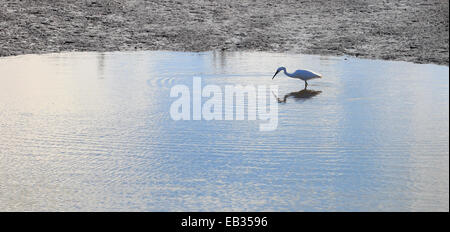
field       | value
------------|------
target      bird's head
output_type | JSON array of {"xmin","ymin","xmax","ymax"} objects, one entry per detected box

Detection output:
[{"xmin": 272, "ymin": 67, "xmax": 286, "ymax": 79}]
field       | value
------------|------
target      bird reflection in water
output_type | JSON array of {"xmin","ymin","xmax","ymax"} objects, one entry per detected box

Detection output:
[{"xmin": 273, "ymin": 89, "xmax": 322, "ymax": 103}]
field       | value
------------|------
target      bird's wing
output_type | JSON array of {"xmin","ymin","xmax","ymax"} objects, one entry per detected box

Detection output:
[{"xmin": 294, "ymin": 69, "xmax": 322, "ymax": 78}]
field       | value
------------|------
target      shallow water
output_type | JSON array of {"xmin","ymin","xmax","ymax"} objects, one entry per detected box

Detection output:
[{"xmin": 0, "ymin": 51, "xmax": 448, "ymax": 211}]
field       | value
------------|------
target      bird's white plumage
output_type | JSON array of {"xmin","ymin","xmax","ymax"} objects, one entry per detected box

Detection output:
[
  {"xmin": 290, "ymin": 69, "xmax": 322, "ymax": 80},
  {"xmin": 272, "ymin": 67, "xmax": 322, "ymax": 88}
]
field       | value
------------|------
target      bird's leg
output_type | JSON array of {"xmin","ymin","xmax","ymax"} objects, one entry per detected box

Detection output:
[{"xmin": 304, "ymin": 80, "xmax": 308, "ymax": 89}]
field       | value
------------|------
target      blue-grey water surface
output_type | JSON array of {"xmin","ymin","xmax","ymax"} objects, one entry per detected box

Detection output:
[{"xmin": 0, "ymin": 51, "xmax": 448, "ymax": 211}]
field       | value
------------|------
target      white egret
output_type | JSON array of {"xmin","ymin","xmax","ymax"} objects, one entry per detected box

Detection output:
[{"xmin": 272, "ymin": 67, "xmax": 322, "ymax": 88}]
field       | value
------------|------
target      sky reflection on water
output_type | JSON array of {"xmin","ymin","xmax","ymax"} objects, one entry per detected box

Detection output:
[{"xmin": 0, "ymin": 51, "xmax": 448, "ymax": 211}]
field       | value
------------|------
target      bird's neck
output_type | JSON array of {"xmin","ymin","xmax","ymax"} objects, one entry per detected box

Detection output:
[{"xmin": 283, "ymin": 69, "xmax": 294, "ymax": 77}]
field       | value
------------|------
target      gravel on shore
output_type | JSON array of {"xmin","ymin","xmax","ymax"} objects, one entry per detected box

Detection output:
[{"xmin": 0, "ymin": 0, "xmax": 448, "ymax": 65}]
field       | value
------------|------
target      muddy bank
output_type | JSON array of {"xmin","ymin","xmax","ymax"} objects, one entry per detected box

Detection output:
[{"xmin": 0, "ymin": 0, "xmax": 448, "ymax": 65}]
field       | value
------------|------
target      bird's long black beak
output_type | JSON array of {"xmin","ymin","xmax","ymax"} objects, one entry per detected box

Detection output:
[{"xmin": 272, "ymin": 70, "xmax": 280, "ymax": 79}]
